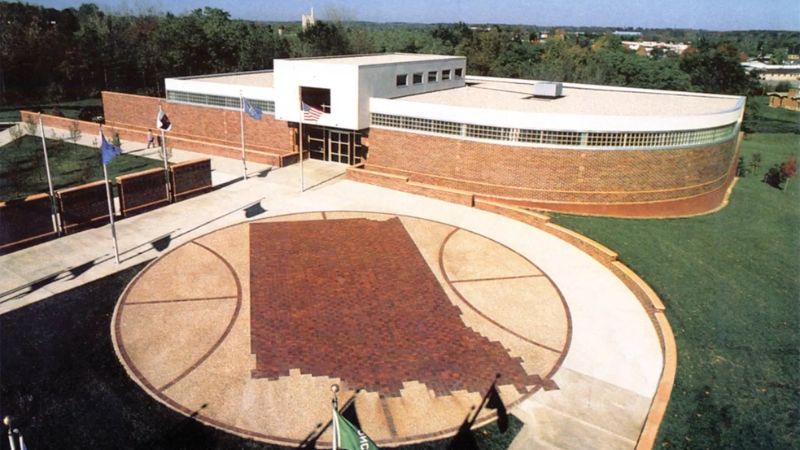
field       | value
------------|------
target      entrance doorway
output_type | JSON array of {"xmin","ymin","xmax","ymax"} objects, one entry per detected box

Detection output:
[{"xmin": 301, "ymin": 125, "xmax": 365, "ymax": 165}]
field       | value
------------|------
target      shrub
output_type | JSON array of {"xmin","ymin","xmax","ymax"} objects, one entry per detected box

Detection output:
[
  {"xmin": 763, "ymin": 165, "xmax": 782, "ymax": 188},
  {"xmin": 780, "ymin": 154, "xmax": 797, "ymax": 191},
  {"xmin": 773, "ymin": 81, "xmax": 792, "ymax": 92},
  {"xmin": 736, "ymin": 156, "xmax": 747, "ymax": 176},
  {"xmin": 749, "ymin": 152, "xmax": 762, "ymax": 173}
]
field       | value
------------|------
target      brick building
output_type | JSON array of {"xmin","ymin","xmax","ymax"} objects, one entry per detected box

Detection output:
[
  {"xmin": 102, "ymin": 53, "xmax": 746, "ymax": 217},
  {"xmin": 768, "ymin": 88, "xmax": 800, "ymax": 111}
]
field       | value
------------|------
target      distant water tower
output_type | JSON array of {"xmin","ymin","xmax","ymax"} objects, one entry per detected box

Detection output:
[{"xmin": 301, "ymin": 8, "xmax": 315, "ymax": 31}]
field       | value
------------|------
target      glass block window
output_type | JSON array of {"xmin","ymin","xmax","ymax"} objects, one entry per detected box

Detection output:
[
  {"xmin": 369, "ymin": 112, "xmax": 736, "ymax": 150},
  {"xmin": 166, "ymin": 90, "xmax": 275, "ymax": 113}
]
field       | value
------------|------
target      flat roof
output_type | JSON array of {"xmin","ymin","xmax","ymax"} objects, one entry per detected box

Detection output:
[
  {"xmin": 177, "ymin": 71, "xmax": 274, "ymax": 88},
  {"xmin": 401, "ymin": 78, "xmax": 741, "ymax": 117},
  {"xmin": 282, "ymin": 53, "xmax": 463, "ymax": 66}
]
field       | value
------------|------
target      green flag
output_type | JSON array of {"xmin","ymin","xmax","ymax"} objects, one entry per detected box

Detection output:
[{"xmin": 334, "ymin": 409, "xmax": 380, "ymax": 450}]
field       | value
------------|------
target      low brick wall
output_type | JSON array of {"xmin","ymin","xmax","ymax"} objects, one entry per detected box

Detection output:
[
  {"xmin": 170, "ymin": 159, "xmax": 212, "ymax": 201},
  {"xmin": 0, "ymin": 193, "xmax": 57, "ymax": 253},
  {"xmin": 102, "ymin": 91, "xmax": 296, "ymax": 166},
  {"xmin": 117, "ymin": 168, "xmax": 170, "ymax": 217},
  {"xmin": 57, "ymin": 180, "xmax": 111, "ymax": 232},
  {"xmin": 19, "ymin": 111, "xmax": 102, "ymax": 138}
]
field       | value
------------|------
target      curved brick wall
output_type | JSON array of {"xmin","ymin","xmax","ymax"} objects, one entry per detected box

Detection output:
[{"xmin": 364, "ymin": 128, "xmax": 740, "ymax": 217}]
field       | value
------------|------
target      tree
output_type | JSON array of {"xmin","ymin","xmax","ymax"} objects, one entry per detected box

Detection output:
[
  {"xmin": 8, "ymin": 124, "xmax": 23, "ymax": 149},
  {"xmin": 68, "ymin": 120, "xmax": 81, "ymax": 142},
  {"xmin": 679, "ymin": 41, "xmax": 757, "ymax": 95},
  {"xmin": 297, "ymin": 21, "xmax": 351, "ymax": 57}
]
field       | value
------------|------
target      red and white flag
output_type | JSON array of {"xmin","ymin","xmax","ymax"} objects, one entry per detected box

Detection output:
[{"xmin": 301, "ymin": 102, "xmax": 322, "ymax": 122}]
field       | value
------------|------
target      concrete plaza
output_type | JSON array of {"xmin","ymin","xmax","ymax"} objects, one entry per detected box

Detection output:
[{"xmin": 0, "ymin": 132, "xmax": 664, "ymax": 449}]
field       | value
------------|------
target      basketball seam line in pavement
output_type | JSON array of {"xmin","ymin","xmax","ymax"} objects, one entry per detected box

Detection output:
[
  {"xmin": 158, "ymin": 241, "xmax": 243, "ymax": 392},
  {"xmin": 125, "ymin": 295, "xmax": 237, "ymax": 305},
  {"xmin": 439, "ymin": 228, "xmax": 565, "ymax": 355}
]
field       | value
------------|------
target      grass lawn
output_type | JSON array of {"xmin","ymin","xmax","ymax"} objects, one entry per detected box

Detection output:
[
  {"xmin": 551, "ymin": 132, "xmax": 800, "ymax": 449},
  {"xmin": 747, "ymin": 96, "xmax": 800, "ymax": 134},
  {"xmin": 0, "ymin": 135, "xmax": 163, "ymax": 202},
  {"xmin": 0, "ymin": 264, "xmax": 521, "ymax": 449}
]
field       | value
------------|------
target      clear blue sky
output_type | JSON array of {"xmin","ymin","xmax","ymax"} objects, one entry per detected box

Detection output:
[{"xmin": 26, "ymin": 0, "xmax": 800, "ymax": 31}]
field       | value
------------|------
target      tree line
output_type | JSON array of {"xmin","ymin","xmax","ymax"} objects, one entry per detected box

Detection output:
[{"xmin": 2, "ymin": 1, "xmax": 794, "ymax": 107}]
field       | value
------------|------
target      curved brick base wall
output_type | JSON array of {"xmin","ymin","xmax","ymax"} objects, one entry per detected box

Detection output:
[{"xmin": 363, "ymin": 128, "xmax": 740, "ymax": 217}]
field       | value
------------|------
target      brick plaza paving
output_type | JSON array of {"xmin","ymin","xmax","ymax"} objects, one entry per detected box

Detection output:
[
  {"xmin": 114, "ymin": 212, "xmax": 571, "ymax": 446},
  {"xmin": 1, "ymin": 149, "xmax": 664, "ymax": 449}
]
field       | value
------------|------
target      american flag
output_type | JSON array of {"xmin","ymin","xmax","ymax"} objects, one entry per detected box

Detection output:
[{"xmin": 301, "ymin": 102, "xmax": 323, "ymax": 122}]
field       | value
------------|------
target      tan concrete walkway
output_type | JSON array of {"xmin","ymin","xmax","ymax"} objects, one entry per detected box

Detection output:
[{"xmin": 0, "ymin": 132, "xmax": 663, "ymax": 449}]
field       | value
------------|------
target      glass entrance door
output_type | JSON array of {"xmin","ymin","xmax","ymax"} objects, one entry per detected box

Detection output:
[
  {"xmin": 327, "ymin": 130, "xmax": 351, "ymax": 164},
  {"xmin": 307, "ymin": 126, "xmax": 326, "ymax": 160}
]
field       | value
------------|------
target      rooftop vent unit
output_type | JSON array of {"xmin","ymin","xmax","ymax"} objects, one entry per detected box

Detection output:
[{"xmin": 533, "ymin": 82, "xmax": 563, "ymax": 98}]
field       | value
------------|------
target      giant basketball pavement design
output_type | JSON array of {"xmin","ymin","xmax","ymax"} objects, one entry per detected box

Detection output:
[{"xmin": 112, "ymin": 211, "xmax": 580, "ymax": 446}]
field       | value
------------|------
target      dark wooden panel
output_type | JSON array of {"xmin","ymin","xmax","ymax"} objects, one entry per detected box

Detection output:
[
  {"xmin": 57, "ymin": 181, "xmax": 111, "ymax": 233},
  {"xmin": 170, "ymin": 159, "xmax": 212, "ymax": 201},
  {"xmin": 117, "ymin": 168, "xmax": 170, "ymax": 217},
  {"xmin": 0, "ymin": 193, "xmax": 57, "ymax": 252}
]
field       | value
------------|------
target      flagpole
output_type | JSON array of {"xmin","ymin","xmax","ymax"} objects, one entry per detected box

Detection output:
[
  {"xmin": 101, "ymin": 128, "xmax": 120, "ymax": 264},
  {"xmin": 160, "ymin": 127, "xmax": 170, "ymax": 200},
  {"xmin": 38, "ymin": 113, "xmax": 59, "ymax": 234},
  {"xmin": 331, "ymin": 384, "xmax": 339, "ymax": 450},
  {"xmin": 4, "ymin": 417, "xmax": 16, "ymax": 450},
  {"xmin": 7, "ymin": 430, "xmax": 16, "ymax": 450},
  {"xmin": 239, "ymin": 91, "xmax": 248, "ymax": 181}
]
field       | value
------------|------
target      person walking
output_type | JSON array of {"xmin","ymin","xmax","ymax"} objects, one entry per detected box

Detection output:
[{"xmin": 147, "ymin": 129, "xmax": 155, "ymax": 148}]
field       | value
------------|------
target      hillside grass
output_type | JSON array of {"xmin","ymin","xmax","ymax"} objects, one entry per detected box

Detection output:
[{"xmin": 551, "ymin": 132, "xmax": 800, "ymax": 449}]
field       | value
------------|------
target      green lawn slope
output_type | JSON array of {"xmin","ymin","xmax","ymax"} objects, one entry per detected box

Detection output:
[{"xmin": 552, "ymin": 132, "xmax": 799, "ymax": 449}]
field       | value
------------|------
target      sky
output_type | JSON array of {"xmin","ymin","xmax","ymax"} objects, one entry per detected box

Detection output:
[{"xmin": 24, "ymin": 0, "xmax": 800, "ymax": 31}]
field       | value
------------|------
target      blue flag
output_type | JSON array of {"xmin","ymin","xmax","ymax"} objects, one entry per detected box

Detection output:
[
  {"xmin": 101, "ymin": 133, "xmax": 122, "ymax": 165},
  {"xmin": 243, "ymin": 98, "xmax": 262, "ymax": 120}
]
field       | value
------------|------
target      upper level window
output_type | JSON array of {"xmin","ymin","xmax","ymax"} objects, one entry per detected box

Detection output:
[
  {"xmin": 442, "ymin": 69, "xmax": 451, "ymax": 81},
  {"xmin": 428, "ymin": 71, "xmax": 438, "ymax": 82},
  {"xmin": 300, "ymin": 86, "xmax": 331, "ymax": 113},
  {"xmin": 454, "ymin": 68, "xmax": 463, "ymax": 78},
  {"xmin": 397, "ymin": 74, "xmax": 408, "ymax": 87},
  {"xmin": 412, "ymin": 73, "xmax": 423, "ymax": 84}
]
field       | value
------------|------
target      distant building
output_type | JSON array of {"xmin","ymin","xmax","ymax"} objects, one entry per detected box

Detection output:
[
  {"xmin": 101, "ymin": 53, "xmax": 745, "ymax": 218},
  {"xmin": 742, "ymin": 61, "xmax": 800, "ymax": 81},
  {"xmin": 301, "ymin": 8, "xmax": 315, "ymax": 31},
  {"xmin": 613, "ymin": 31, "xmax": 642, "ymax": 38},
  {"xmin": 768, "ymin": 88, "xmax": 800, "ymax": 110},
  {"xmin": 623, "ymin": 40, "xmax": 690, "ymax": 55}
]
